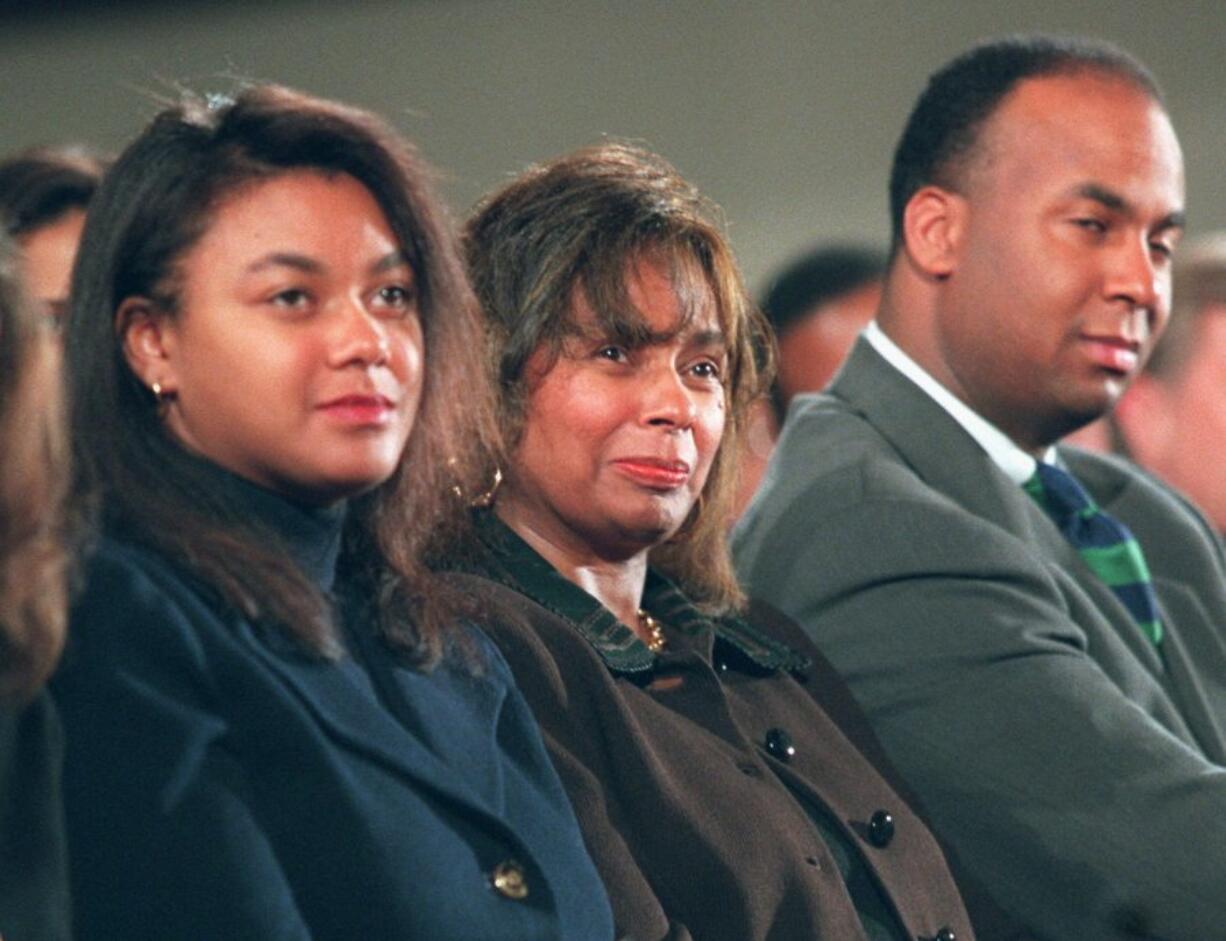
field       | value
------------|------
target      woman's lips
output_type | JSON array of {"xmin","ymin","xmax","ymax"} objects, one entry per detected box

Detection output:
[
  {"xmin": 612, "ymin": 458, "xmax": 692, "ymax": 489},
  {"xmin": 317, "ymin": 394, "xmax": 396, "ymax": 425},
  {"xmin": 1080, "ymin": 335, "xmax": 1141, "ymax": 373}
]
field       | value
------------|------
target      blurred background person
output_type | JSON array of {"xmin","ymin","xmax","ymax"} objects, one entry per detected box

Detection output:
[
  {"xmin": 54, "ymin": 86, "xmax": 613, "ymax": 940},
  {"xmin": 1115, "ymin": 232, "xmax": 1226, "ymax": 536},
  {"xmin": 0, "ymin": 146, "xmax": 107, "ymax": 319},
  {"xmin": 734, "ymin": 243, "xmax": 885, "ymax": 519},
  {"xmin": 0, "ymin": 232, "xmax": 72, "ymax": 940},
  {"xmin": 763, "ymin": 243, "xmax": 886, "ymax": 418}
]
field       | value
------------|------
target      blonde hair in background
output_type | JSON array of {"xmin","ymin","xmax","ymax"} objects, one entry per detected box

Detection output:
[{"xmin": 0, "ymin": 231, "xmax": 69, "ymax": 704}]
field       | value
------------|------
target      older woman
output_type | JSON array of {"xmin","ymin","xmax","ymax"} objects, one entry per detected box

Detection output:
[
  {"xmin": 450, "ymin": 143, "xmax": 975, "ymax": 941},
  {"xmin": 53, "ymin": 86, "xmax": 613, "ymax": 940},
  {"xmin": 0, "ymin": 231, "xmax": 71, "ymax": 940}
]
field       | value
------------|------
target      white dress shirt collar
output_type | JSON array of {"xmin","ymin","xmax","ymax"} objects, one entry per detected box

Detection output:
[{"xmin": 863, "ymin": 321, "xmax": 1055, "ymax": 484}]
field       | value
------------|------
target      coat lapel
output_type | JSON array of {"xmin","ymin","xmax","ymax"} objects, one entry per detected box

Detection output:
[{"xmin": 236, "ymin": 623, "xmax": 511, "ymax": 825}]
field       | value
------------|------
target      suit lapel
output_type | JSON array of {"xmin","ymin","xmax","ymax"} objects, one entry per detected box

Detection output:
[
  {"xmin": 829, "ymin": 339, "xmax": 1226, "ymax": 761},
  {"xmin": 832, "ymin": 339, "xmax": 1165, "ymax": 676},
  {"xmin": 1067, "ymin": 451, "xmax": 1226, "ymax": 760},
  {"xmin": 831, "ymin": 340, "xmax": 1040, "ymax": 539}
]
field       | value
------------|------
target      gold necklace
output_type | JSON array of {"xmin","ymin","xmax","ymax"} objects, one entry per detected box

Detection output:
[{"xmin": 637, "ymin": 609, "xmax": 667, "ymax": 653}]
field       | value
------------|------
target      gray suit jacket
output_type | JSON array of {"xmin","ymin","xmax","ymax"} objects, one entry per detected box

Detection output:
[{"xmin": 733, "ymin": 338, "xmax": 1226, "ymax": 941}]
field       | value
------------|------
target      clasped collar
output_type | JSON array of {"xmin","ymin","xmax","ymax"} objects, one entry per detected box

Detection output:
[{"xmin": 473, "ymin": 513, "xmax": 809, "ymax": 676}]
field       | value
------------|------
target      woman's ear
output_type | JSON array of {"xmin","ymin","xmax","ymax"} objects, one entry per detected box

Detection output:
[
  {"xmin": 901, "ymin": 185, "xmax": 966, "ymax": 279},
  {"xmin": 117, "ymin": 296, "xmax": 178, "ymax": 394}
]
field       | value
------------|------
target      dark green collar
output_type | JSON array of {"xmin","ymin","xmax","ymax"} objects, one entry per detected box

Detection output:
[{"xmin": 470, "ymin": 513, "xmax": 809, "ymax": 676}]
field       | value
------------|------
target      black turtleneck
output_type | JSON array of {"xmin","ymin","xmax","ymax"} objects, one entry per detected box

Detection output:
[{"xmin": 173, "ymin": 459, "xmax": 348, "ymax": 594}]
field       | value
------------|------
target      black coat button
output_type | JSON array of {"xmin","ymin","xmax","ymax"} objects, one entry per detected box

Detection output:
[
  {"xmin": 867, "ymin": 809, "xmax": 895, "ymax": 847},
  {"xmin": 934, "ymin": 928, "xmax": 956, "ymax": 941},
  {"xmin": 764, "ymin": 728, "xmax": 795, "ymax": 762}
]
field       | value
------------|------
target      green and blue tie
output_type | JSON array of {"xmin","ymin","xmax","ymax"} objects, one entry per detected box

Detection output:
[{"xmin": 1024, "ymin": 461, "xmax": 1163, "ymax": 647}]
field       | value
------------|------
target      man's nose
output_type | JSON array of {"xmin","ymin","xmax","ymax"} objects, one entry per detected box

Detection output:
[{"xmin": 1106, "ymin": 235, "xmax": 1163, "ymax": 320}]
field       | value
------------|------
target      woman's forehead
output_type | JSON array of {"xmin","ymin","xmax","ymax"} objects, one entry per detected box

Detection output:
[{"xmin": 565, "ymin": 249, "xmax": 722, "ymax": 341}]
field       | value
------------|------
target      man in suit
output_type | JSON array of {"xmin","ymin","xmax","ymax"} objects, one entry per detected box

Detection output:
[
  {"xmin": 1115, "ymin": 232, "xmax": 1226, "ymax": 537},
  {"xmin": 734, "ymin": 35, "xmax": 1226, "ymax": 941}
]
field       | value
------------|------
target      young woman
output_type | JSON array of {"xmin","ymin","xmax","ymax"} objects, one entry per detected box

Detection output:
[
  {"xmin": 449, "ymin": 143, "xmax": 976, "ymax": 941},
  {"xmin": 0, "ymin": 231, "xmax": 71, "ymax": 941},
  {"xmin": 54, "ymin": 86, "xmax": 613, "ymax": 940}
]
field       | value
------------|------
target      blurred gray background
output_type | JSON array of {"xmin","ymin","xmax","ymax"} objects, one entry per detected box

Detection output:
[{"xmin": 3, "ymin": 0, "xmax": 1222, "ymax": 291}]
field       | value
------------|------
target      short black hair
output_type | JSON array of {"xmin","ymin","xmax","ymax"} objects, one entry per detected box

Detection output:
[
  {"xmin": 887, "ymin": 34, "xmax": 1163, "ymax": 248},
  {"xmin": 759, "ymin": 243, "xmax": 885, "ymax": 336},
  {"xmin": 0, "ymin": 145, "xmax": 108, "ymax": 237}
]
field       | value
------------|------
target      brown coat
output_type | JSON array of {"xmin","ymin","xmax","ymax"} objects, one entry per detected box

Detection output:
[{"xmin": 443, "ymin": 517, "xmax": 973, "ymax": 941}]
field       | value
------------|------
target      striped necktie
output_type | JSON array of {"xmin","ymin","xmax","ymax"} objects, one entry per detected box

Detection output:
[{"xmin": 1024, "ymin": 461, "xmax": 1163, "ymax": 646}]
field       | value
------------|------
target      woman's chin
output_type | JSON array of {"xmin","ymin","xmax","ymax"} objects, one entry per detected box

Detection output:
[{"xmin": 599, "ymin": 509, "xmax": 688, "ymax": 557}]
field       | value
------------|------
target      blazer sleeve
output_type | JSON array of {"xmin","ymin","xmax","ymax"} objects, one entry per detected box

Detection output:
[
  {"xmin": 52, "ymin": 545, "xmax": 313, "ymax": 941},
  {"xmin": 737, "ymin": 489, "xmax": 1226, "ymax": 941}
]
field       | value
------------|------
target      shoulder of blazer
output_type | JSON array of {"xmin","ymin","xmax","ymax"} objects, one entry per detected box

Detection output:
[{"xmin": 63, "ymin": 535, "xmax": 236, "ymax": 680}]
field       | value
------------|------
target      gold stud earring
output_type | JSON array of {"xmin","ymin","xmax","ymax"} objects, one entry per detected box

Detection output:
[{"xmin": 150, "ymin": 382, "xmax": 174, "ymax": 412}]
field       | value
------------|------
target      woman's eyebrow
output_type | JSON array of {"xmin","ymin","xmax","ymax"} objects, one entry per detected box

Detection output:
[
  {"xmin": 370, "ymin": 250, "xmax": 412, "ymax": 275},
  {"xmin": 687, "ymin": 328, "xmax": 727, "ymax": 347},
  {"xmin": 244, "ymin": 252, "xmax": 323, "ymax": 275}
]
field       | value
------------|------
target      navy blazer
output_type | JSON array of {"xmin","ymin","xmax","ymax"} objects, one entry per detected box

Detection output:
[{"xmin": 52, "ymin": 478, "xmax": 613, "ymax": 940}]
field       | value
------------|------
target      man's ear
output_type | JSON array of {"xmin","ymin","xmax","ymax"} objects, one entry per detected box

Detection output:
[
  {"xmin": 1113, "ymin": 375, "xmax": 1173, "ymax": 468},
  {"xmin": 901, "ymin": 185, "xmax": 965, "ymax": 279},
  {"xmin": 117, "ymin": 296, "xmax": 178, "ymax": 393}
]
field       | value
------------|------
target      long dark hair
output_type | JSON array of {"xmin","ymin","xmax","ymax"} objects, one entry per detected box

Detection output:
[
  {"xmin": 65, "ymin": 85, "xmax": 498, "ymax": 667},
  {"xmin": 0, "ymin": 233, "xmax": 69, "ymax": 703},
  {"xmin": 465, "ymin": 142, "xmax": 772, "ymax": 613}
]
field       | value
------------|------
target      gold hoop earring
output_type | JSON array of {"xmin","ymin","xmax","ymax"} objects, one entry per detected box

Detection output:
[{"xmin": 471, "ymin": 467, "xmax": 503, "ymax": 509}]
